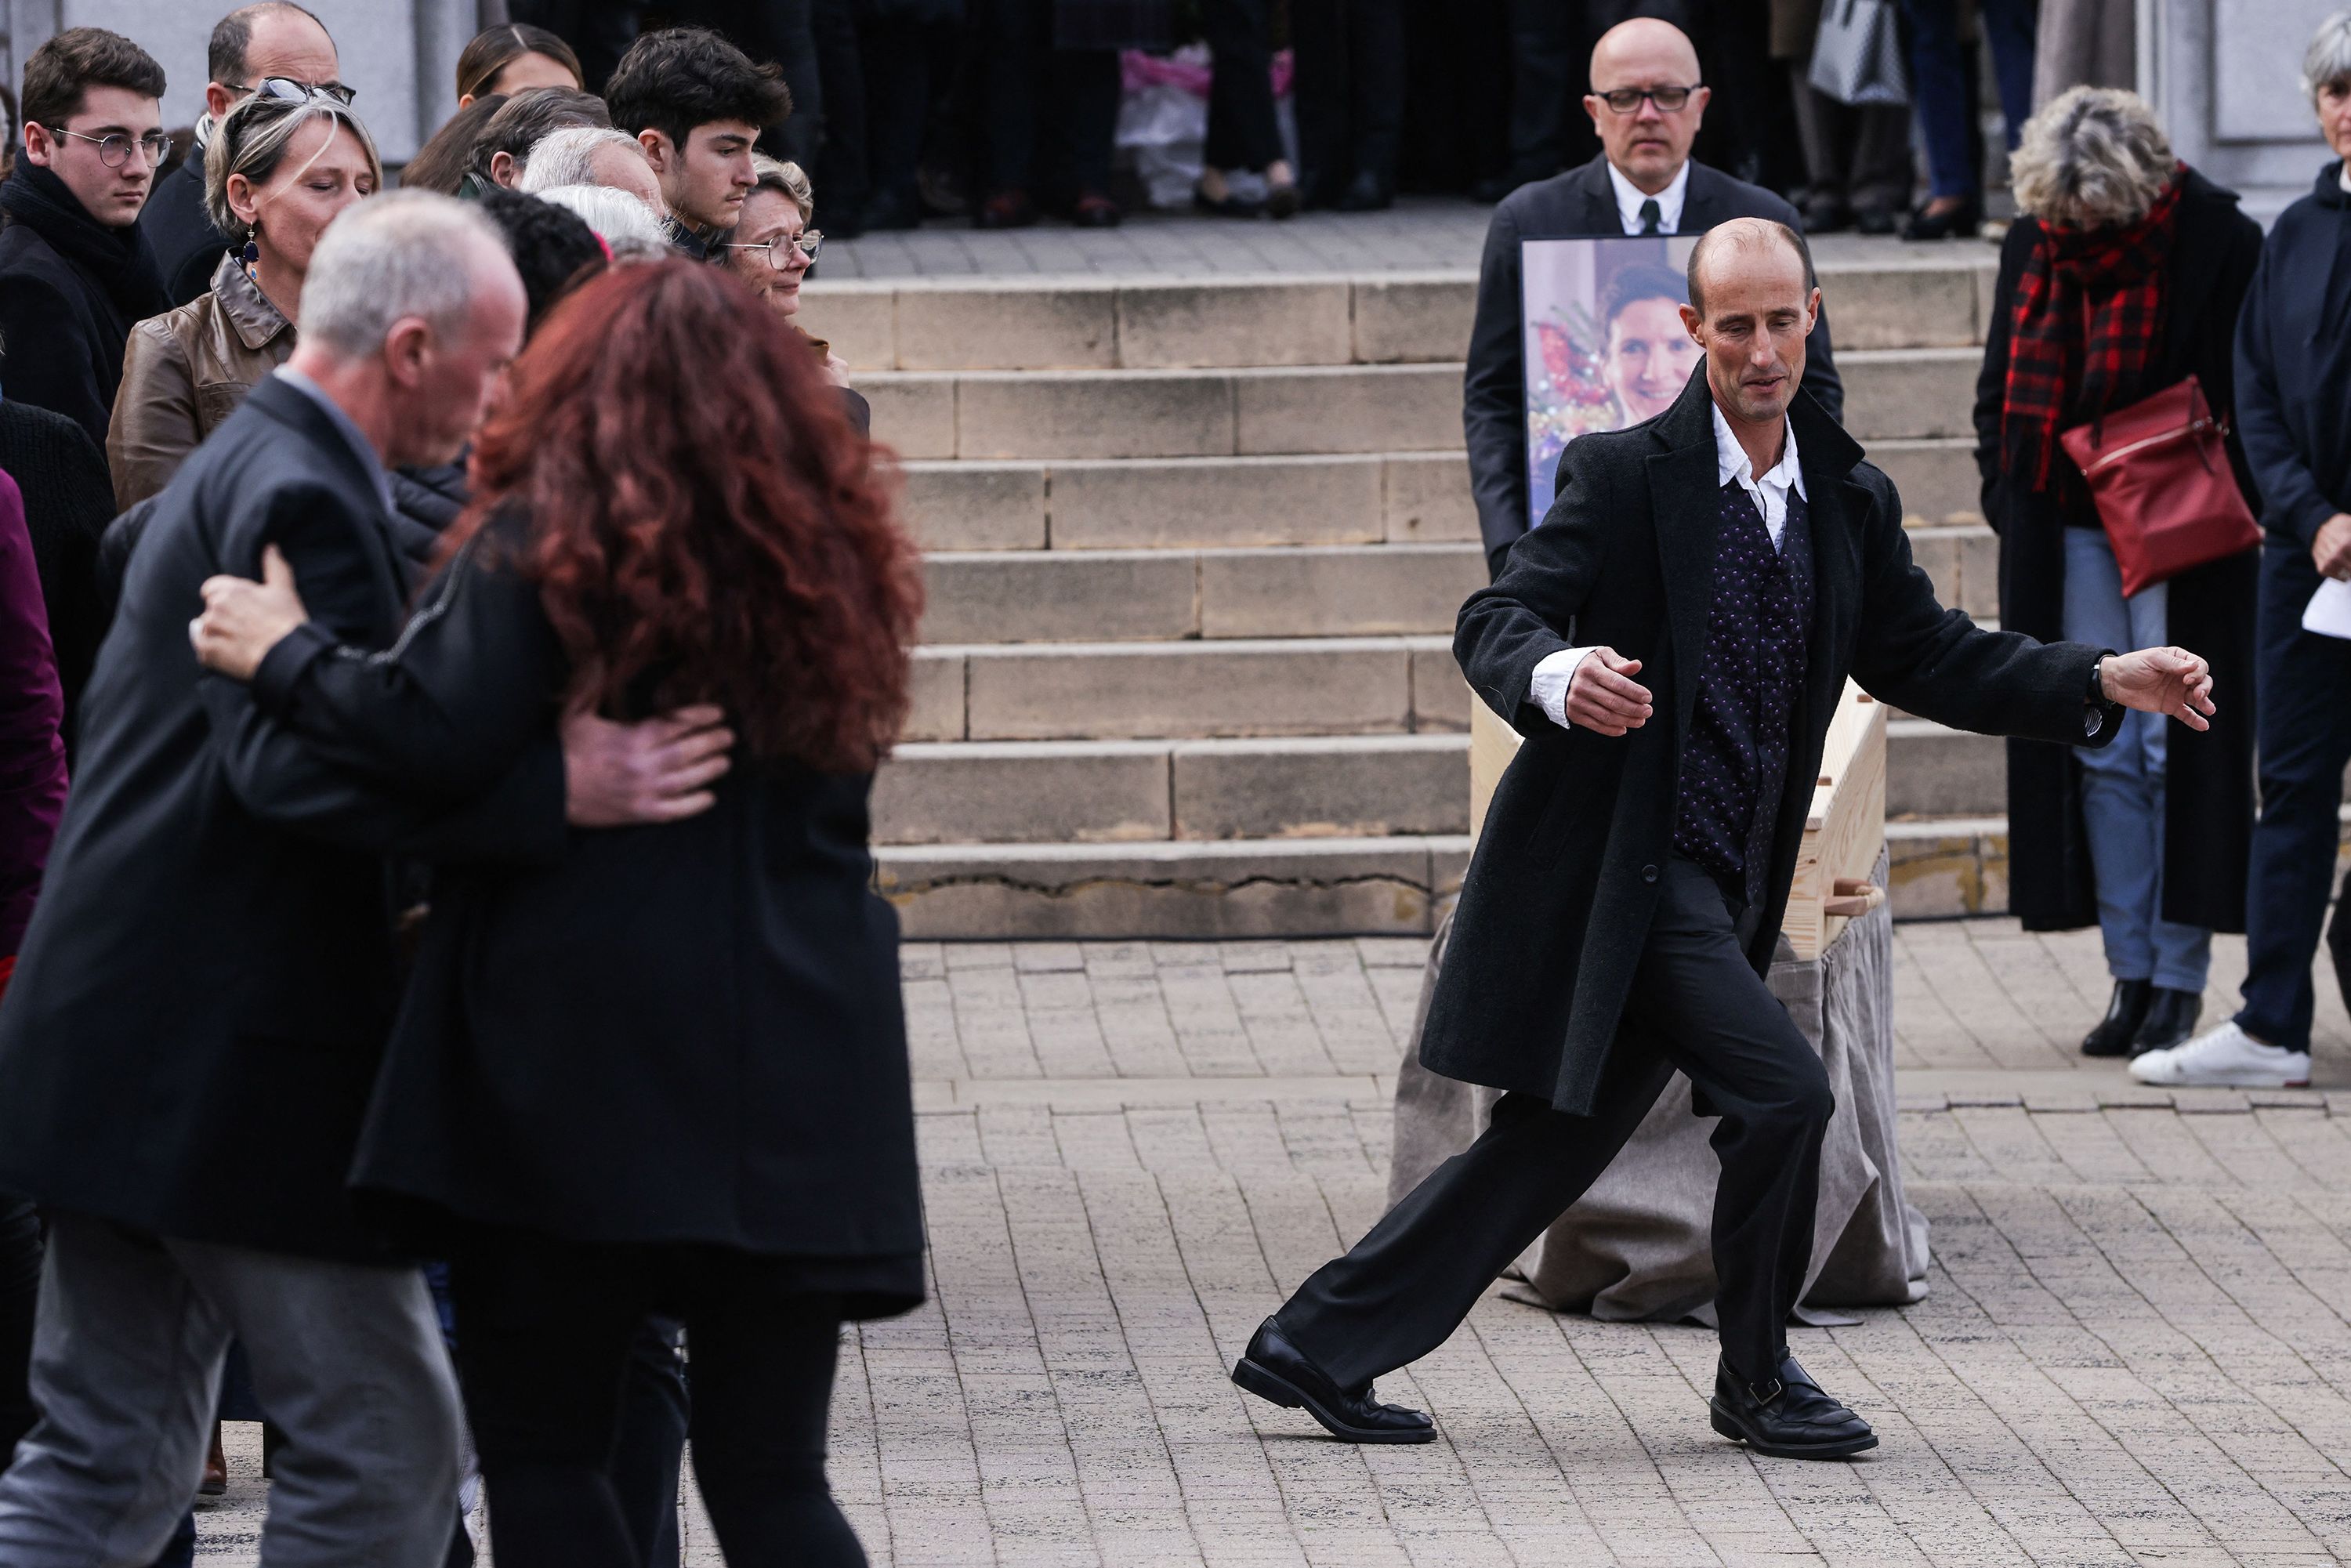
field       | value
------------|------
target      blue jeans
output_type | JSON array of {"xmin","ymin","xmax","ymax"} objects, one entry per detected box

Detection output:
[
  {"xmin": 2236, "ymin": 541, "xmax": 2351, "ymax": 1050},
  {"xmin": 1902, "ymin": 0, "xmax": 2038, "ymax": 200},
  {"xmin": 2062, "ymin": 527, "xmax": 2212, "ymax": 992}
]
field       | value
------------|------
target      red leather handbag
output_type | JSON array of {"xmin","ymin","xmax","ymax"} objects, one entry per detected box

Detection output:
[{"xmin": 2058, "ymin": 374, "xmax": 2259, "ymax": 596}]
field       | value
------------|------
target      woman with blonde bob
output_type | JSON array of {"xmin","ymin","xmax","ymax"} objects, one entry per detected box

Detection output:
[
  {"xmin": 188, "ymin": 258, "xmax": 925, "ymax": 1565},
  {"xmin": 1971, "ymin": 86, "xmax": 2262, "ymax": 1060},
  {"xmin": 107, "ymin": 85, "xmax": 378, "ymax": 509}
]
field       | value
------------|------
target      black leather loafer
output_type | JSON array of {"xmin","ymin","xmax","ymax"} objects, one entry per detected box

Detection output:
[
  {"xmin": 2081, "ymin": 978, "xmax": 2154, "ymax": 1057},
  {"xmin": 2133, "ymin": 986, "xmax": 2203, "ymax": 1054},
  {"xmin": 1231, "ymin": 1317, "xmax": 1435, "ymax": 1443},
  {"xmin": 1708, "ymin": 1353, "xmax": 1878, "ymax": 1459}
]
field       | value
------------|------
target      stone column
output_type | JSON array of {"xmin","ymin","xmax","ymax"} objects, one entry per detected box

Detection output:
[{"xmin": 2145, "ymin": 0, "xmax": 2335, "ymax": 212}]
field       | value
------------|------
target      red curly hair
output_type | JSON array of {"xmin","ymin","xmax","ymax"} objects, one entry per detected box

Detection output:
[{"xmin": 451, "ymin": 258, "xmax": 922, "ymax": 773}]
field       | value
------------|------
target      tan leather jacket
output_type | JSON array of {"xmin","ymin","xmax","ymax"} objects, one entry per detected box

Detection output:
[{"xmin": 107, "ymin": 253, "xmax": 295, "ymax": 512}]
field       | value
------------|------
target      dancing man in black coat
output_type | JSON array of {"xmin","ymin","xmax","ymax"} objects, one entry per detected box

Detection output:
[{"xmin": 1232, "ymin": 219, "xmax": 2219, "ymax": 1460}]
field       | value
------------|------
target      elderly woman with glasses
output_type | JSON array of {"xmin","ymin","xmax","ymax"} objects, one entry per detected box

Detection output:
[
  {"xmin": 719, "ymin": 154, "xmax": 848, "ymax": 388},
  {"xmin": 107, "ymin": 85, "xmax": 379, "ymax": 509},
  {"xmin": 1971, "ymin": 87, "xmax": 2262, "ymax": 1063}
]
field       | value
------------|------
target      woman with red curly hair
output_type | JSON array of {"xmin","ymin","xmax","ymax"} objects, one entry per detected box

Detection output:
[{"xmin": 188, "ymin": 257, "xmax": 924, "ymax": 1566}]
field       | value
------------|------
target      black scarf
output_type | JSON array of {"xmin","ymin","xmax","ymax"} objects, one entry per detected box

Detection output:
[{"xmin": 0, "ymin": 161, "xmax": 170, "ymax": 328}]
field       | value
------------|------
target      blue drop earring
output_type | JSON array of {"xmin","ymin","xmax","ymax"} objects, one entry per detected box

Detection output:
[{"xmin": 239, "ymin": 224, "xmax": 259, "ymax": 267}]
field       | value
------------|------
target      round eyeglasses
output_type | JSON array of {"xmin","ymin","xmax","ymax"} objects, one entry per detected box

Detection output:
[
  {"xmin": 250, "ymin": 76, "xmax": 358, "ymax": 107},
  {"xmin": 53, "ymin": 128, "xmax": 173, "ymax": 168},
  {"xmin": 1596, "ymin": 84, "xmax": 1702, "ymax": 114},
  {"xmin": 723, "ymin": 231, "xmax": 824, "ymax": 269}
]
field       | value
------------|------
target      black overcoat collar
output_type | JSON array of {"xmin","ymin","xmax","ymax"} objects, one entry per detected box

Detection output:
[
  {"xmin": 238, "ymin": 375, "xmax": 409, "ymax": 626},
  {"xmin": 1641, "ymin": 370, "xmax": 1867, "ymax": 731}
]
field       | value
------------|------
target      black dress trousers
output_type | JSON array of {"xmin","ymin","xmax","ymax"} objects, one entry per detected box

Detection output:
[{"xmin": 1276, "ymin": 856, "xmax": 1834, "ymax": 1388}]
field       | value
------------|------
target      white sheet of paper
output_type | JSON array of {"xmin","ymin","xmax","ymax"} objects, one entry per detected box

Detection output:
[{"xmin": 2304, "ymin": 577, "xmax": 2351, "ymax": 641}]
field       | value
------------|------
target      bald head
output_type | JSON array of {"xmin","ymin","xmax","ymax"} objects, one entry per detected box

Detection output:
[
  {"xmin": 1686, "ymin": 218, "xmax": 1811, "ymax": 319},
  {"xmin": 1585, "ymin": 18, "xmax": 1709, "ymax": 194},
  {"xmin": 206, "ymin": 3, "xmax": 337, "ymax": 124}
]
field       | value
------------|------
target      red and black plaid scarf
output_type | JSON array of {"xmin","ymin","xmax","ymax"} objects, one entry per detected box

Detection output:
[{"xmin": 2001, "ymin": 164, "xmax": 2186, "ymax": 491}]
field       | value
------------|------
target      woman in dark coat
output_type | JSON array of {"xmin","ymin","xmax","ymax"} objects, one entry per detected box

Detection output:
[
  {"xmin": 190, "ymin": 258, "xmax": 926, "ymax": 1567},
  {"xmin": 1972, "ymin": 86, "xmax": 2262, "ymax": 1059}
]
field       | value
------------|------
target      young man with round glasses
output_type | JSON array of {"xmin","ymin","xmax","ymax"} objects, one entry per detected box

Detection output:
[
  {"xmin": 0, "ymin": 27, "xmax": 172, "ymax": 455},
  {"xmin": 143, "ymin": 2, "xmax": 346, "ymax": 307},
  {"xmin": 1464, "ymin": 17, "xmax": 1846, "ymax": 581}
]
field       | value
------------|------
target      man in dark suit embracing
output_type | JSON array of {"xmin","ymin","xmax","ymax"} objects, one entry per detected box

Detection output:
[
  {"xmin": 1233, "ymin": 219, "xmax": 2219, "ymax": 1460},
  {"xmin": 1465, "ymin": 17, "xmax": 1846, "ymax": 581}
]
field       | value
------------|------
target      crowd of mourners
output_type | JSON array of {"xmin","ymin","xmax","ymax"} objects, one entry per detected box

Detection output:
[{"xmin": 0, "ymin": 8, "xmax": 915, "ymax": 1566}]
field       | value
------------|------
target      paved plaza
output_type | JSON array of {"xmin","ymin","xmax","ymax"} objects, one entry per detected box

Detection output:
[{"xmin": 189, "ymin": 920, "xmax": 2351, "ymax": 1564}]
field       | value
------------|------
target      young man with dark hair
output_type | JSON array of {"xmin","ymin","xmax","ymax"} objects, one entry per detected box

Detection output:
[
  {"xmin": 141, "ymin": 3, "xmax": 342, "ymax": 306},
  {"xmin": 603, "ymin": 26, "xmax": 793, "ymax": 252},
  {"xmin": 0, "ymin": 27, "xmax": 172, "ymax": 454}
]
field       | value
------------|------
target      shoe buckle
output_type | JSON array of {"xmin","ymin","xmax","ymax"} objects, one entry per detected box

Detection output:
[{"xmin": 1748, "ymin": 1376, "xmax": 1784, "ymax": 1405}]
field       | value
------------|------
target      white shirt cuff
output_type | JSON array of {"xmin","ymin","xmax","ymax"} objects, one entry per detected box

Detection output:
[{"xmin": 1529, "ymin": 646, "xmax": 1598, "ymax": 730}]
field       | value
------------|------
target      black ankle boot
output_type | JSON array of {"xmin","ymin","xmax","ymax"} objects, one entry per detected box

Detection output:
[
  {"xmin": 2132, "ymin": 986, "xmax": 2203, "ymax": 1054},
  {"xmin": 2081, "ymin": 978, "xmax": 2154, "ymax": 1057}
]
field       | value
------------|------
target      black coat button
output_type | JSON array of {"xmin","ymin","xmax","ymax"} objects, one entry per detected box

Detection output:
[{"xmin": 1640, "ymin": 864, "xmax": 1660, "ymax": 884}]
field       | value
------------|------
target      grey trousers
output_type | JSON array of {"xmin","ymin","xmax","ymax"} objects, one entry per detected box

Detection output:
[{"xmin": 0, "ymin": 1214, "xmax": 462, "ymax": 1568}]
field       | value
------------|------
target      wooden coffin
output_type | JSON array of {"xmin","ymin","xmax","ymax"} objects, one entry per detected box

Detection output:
[{"xmin": 1465, "ymin": 678, "xmax": 1886, "ymax": 961}]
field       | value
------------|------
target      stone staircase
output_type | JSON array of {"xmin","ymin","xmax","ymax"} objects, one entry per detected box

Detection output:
[{"xmin": 800, "ymin": 257, "xmax": 2020, "ymax": 939}]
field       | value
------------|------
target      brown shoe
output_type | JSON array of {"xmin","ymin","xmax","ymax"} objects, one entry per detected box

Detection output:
[{"xmin": 200, "ymin": 1423, "xmax": 227, "ymax": 1495}]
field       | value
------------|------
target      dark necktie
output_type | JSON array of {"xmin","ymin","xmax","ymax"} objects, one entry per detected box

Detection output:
[{"xmin": 1639, "ymin": 197, "xmax": 1663, "ymax": 236}]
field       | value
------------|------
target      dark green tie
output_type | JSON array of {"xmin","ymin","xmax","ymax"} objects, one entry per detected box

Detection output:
[{"xmin": 1639, "ymin": 197, "xmax": 1663, "ymax": 236}]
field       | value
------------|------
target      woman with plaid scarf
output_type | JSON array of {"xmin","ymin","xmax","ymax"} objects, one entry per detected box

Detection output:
[{"xmin": 1972, "ymin": 87, "xmax": 2262, "ymax": 1064}]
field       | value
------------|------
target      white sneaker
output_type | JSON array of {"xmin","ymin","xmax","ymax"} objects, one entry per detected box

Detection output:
[{"xmin": 2128, "ymin": 1022, "xmax": 2311, "ymax": 1088}]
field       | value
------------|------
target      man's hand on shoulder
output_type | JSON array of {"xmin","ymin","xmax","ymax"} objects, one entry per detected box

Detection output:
[
  {"xmin": 2100, "ymin": 647, "xmax": 2216, "ymax": 732},
  {"xmin": 563, "ymin": 704, "xmax": 734, "ymax": 826},
  {"xmin": 1564, "ymin": 648, "xmax": 1651, "ymax": 736}
]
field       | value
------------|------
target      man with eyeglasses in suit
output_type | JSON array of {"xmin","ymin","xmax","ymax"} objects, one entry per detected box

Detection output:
[
  {"xmin": 0, "ymin": 28, "xmax": 174, "ymax": 458},
  {"xmin": 1464, "ymin": 16, "xmax": 1845, "ymax": 581},
  {"xmin": 142, "ymin": 3, "xmax": 350, "ymax": 308}
]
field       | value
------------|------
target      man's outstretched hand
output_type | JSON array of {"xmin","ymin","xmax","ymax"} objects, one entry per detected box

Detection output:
[
  {"xmin": 563, "ymin": 704, "xmax": 734, "ymax": 825},
  {"xmin": 2101, "ymin": 646, "xmax": 2216, "ymax": 732}
]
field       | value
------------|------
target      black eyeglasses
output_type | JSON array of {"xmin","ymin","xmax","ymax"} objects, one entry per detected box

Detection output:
[
  {"xmin": 53, "ymin": 128, "xmax": 173, "ymax": 168},
  {"xmin": 249, "ymin": 76, "xmax": 357, "ymax": 107},
  {"xmin": 1596, "ymin": 84, "xmax": 1702, "ymax": 114},
  {"xmin": 723, "ymin": 231, "xmax": 824, "ymax": 268}
]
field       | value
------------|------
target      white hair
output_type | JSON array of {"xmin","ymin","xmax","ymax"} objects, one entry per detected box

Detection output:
[
  {"xmin": 532, "ymin": 183, "xmax": 668, "ymax": 248},
  {"xmin": 2307, "ymin": 11, "xmax": 2351, "ymax": 104},
  {"xmin": 298, "ymin": 190, "xmax": 514, "ymax": 357},
  {"xmin": 2008, "ymin": 86, "xmax": 2175, "ymax": 229},
  {"xmin": 516, "ymin": 126, "xmax": 648, "ymax": 194}
]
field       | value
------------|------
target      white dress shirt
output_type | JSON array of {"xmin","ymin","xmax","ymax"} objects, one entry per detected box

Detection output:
[
  {"xmin": 1527, "ymin": 404, "xmax": 1802, "ymax": 729},
  {"xmin": 1605, "ymin": 157, "xmax": 1691, "ymax": 236}
]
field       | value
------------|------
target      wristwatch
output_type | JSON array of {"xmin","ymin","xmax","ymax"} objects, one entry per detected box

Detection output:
[{"xmin": 2084, "ymin": 655, "xmax": 2111, "ymax": 737}]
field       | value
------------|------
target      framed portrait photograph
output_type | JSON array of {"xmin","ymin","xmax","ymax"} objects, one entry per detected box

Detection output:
[{"xmin": 1520, "ymin": 234, "xmax": 1702, "ymax": 518}]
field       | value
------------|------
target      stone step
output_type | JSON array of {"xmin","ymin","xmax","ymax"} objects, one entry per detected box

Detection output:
[
  {"xmin": 875, "ymin": 734, "xmax": 1471, "ymax": 844},
  {"xmin": 864, "ymin": 349, "xmax": 1976, "ymax": 461},
  {"xmin": 919, "ymin": 543, "xmax": 1487, "ymax": 644},
  {"xmin": 907, "ymin": 636, "xmax": 1465, "ymax": 743},
  {"xmin": 896, "ymin": 440, "xmax": 1981, "ymax": 553},
  {"xmin": 875, "ymin": 835, "xmax": 1474, "ymax": 939},
  {"xmin": 1887, "ymin": 718, "xmax": 2005, "ymax": 817},
  {"xmin": 802, "ymin": 257, "xmax": 1994, "ymax": 372}
]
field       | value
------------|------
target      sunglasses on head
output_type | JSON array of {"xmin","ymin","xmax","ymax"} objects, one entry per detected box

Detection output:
[{"xmin": 249, "ymin": 76, "xmax": 357, "ymax": 107}]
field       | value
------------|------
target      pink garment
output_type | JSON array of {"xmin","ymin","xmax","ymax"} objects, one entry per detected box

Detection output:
[{"xmin": 0, "ymin": 470, "xmax": 66, "ymax": 955}]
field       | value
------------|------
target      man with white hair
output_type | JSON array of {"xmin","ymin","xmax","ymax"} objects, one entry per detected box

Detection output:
[
  {"xmin": 0, "ymin": 191, "xmax": 731, "ymax": 1565},
  {"xmin": 520, "ymin": 123, "xmax": 671, "ymax": 222}
]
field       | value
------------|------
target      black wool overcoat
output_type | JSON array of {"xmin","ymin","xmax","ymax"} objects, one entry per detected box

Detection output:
[
  {"xmin": 1424, "ymin": 373, "xmax": 2121, "ymax": 1115},
  {"xmin": 243, "ymin": 513, "xmax": 925, "ymax": 1316},
  {"xmin": 1972, "ymin": 168, "xmax": 2263, "ymax": 934},
  {"xmin": 0, "ymin": 376, "xmax": 566, "ymax": 1261}
]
